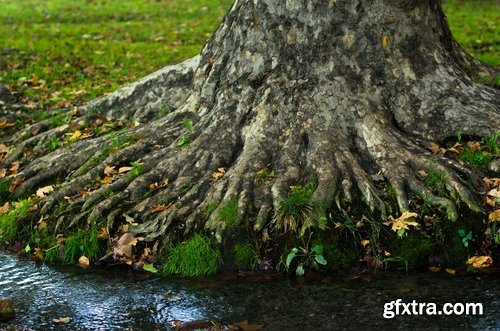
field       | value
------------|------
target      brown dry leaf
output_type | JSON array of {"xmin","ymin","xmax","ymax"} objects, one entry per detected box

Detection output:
[
  {"xmin": 78, "ymin": 256, "xmax": 90, "ymax": 268},
  {"xmin": 229, "ymin": 320, "xmax": 264, "ymax": 331},
  {"xmin": 361, "ymin": 239, "xmax": 370, "ymax": 247},
  {"xmin": 36, "ymin": 185, "xmax": 54, "ymax": 198},
  {"xmin": 467, "ymin": 255, "xmax": 493, "ymax": 268},
  {"xmin": 383, "ymin": 211, "xmax": 419, "ymax": 233},
  {"xmin": 114, "ymin": 232, "xmax": 138, "ymax": 258},
  {"xmin": 428, "ymin": 142, "xmax": 445, "ymax": 156},
  {"xmin": 104, "ymin": 166, "xmax": 117, "ymax": 176},
  {"xmin": 0, "ymin": 202, "xmax": 10, "ymax": 214},
  {"xmin": 0, "ymin": 121, "xmax": 15, "ymax": 129},
  {"xmin": 9, "ymin": 161, "xmax": 20, "ymax": 174},
  {"xmin": 487, "ymin": 189, "xmax": 500, "ymax": 199},
  {"xmin": 0, "ymin": 144, "xmax": 9, "ymax": 154},
  {"xmin": 445, "ymin": 268, "xmax": 456, "ymax": 275},
  {"xmin": 212, "ymin": 167, "xmax": 226, "ymax": 180},
  {"xmin": 150, "ymin": 204, "xmax": 169, "ymax": 213},
  {"xmin": 0, "ymin": 168, "xmax": 6, "ymax": 178},
  {"xmin": 381, "ymin": 35, "xmax": 389, "ymax": 48},
  {"xmin": 489, "ymin": 209, "xmax": 500, "ymax": 223},
  {"xmin": 429, "ymin": 266, "xmax": 441, "ymax": 272},
  {"xmin": 118, "ymin": 166, "xmax": 133, "ymax": 173},
  {"xmin": 8, "ymin": 178, "xmax": 23, "ymax": 192},
  {"xmin": 100, "ymin": 176, "xmax": 113, "ymax": 185},
  {"xmin": 34, "ymin": 247, "xmax": 44, "ymax": 261},
  {"xmin": 261, "ymin": 228, "xmax": 270, "ymax": 243},
  {"xmin": 486, "ymin": 196, "xmax": 497, "ymax": 207},
  {"xmin": 447, "ymin": 142, "xmax": 463, "ymax": 154},
  {"xmin": 53, "ymin": 317, "xmax": 71, "ymax": 324},
  {"xmin": 37, "ymin": 215, "xmax": 48, "ymax": 230},
  {"xmin": 149, "ymin": 178, "xmax": 169, "ymax": 190},
  {"xmin": 467, "ymin": 141, "xmax": 481, "ymax": 152}
]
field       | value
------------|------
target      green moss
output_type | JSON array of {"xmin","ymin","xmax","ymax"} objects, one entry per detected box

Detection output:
[
  {"xmin": 62, "ymin": 229, "xmax": 101, "ymax": 264},
  {"xmin": 217, "ymin": 199, "xmax": 238, "ymax": 228},
  {"xmin": 425, "ymin": 164, "xmax": 447, "ymax": 196},
  {"xmin": 0, "ymin": 199, "xmax": 32, "ymax": 242},
  {"xmin": 392, "ymin": 234, "xmax": 434, "ymax": 268},
  {"xmin": 322, "ymin": 245, "xmax": 357, "ymax": 274},
  {"xmin": 232, "ymin": 242, "xmax": 257, "ymax": 270},
  {"xmin": 162, "ymin": 234, "xmax": 222, "ymax": 277}
]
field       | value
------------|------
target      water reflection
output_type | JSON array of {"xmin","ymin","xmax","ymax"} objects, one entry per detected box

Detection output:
[{"xmin": 0, "ymin": 253, "xmax": 498, "ymax": 330}]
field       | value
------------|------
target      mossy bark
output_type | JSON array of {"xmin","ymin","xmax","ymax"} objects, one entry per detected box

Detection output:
[{"xmin": 1, "ymin": 1, "xmax": 498, "ymax": 266}]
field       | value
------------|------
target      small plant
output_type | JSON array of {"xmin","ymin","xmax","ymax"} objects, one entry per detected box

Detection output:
[
  {"xmin": 45, "ymin": 136, "xmax": 60, "ymax": 151},
  {"xmin": 179, "ymin": 182, "xmax": 198, "ymax": 193},
  {"xmin": 126, "ymin": 161, "xmax": 145, "ymax": 180},
  {"xmin": 233, "ymin": 242, "xmax": 258, "ymax": 270},
  {"xmin": 63, "ymin": 228, "xmax": 101, "ymax": 264},
  {"xmin": 203, "ymin": 201, "xmax": 219, "ymax": 218},
  {"xmin": 482, "ymin": 131, "xmax": 500, "ymax": 155},
  {"xmin": 273, "ymin": 181, "xmax": 322, "ymax": 235},
  {"xmin": 425, "ymin": 163, "xmax": 447, "ymax": 195},
  {"xmin": 183, "ymin": 117, "xmax": 194, "ymax": 132},
  {"xmin": 285, "ymin": 244, "xmax": 327, "ymax": 276},
  {"xmin": 255, "ymin": 167, "xmax": 275, "ymax": 183},
  {"xmin": 458, "ymin": 228, "xmax": 473, "ymax": 247},
  {"xmin": 217, "ymin": 199, "xmax": 238, "ymax": 228},
  {"xmin": 0, "ymin": 178, "xmax": 13, "ymax": 204},
  {"xmin": 162, "ymin": 234, "xmax": 222, "ymax": 277},
  {"xmin": 0, "ymin": 199, "xmax": 32, "ymax": 241},
  {"xmin": 154, "ymin": 105, "xmax": 172, "ymax": 118},
  {"xmin": 177, "ymin": 136, "xmax": 190, "ymax": 148}
]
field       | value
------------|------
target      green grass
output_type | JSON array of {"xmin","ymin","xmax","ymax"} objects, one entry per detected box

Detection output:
[
  {"xmin": 0, "ymin": 199, "xmax": 32, "ymax": 241},
  {"xmin": 443, "ymin": 0, "xmax": 499, "ymax": 66},
  {"xmin": 62, "ymin": 228, "xmax": 101, "ymax": 264},
  {"xmin": 0, "ymin": 0, "xmax": 232, "ymax": 109},
  {"xmin": 217, "ymin": 199, "xmax": 239, "ymax": 228},
  {"xmin": 232, "ymin": 242, "xmax": 257, "ymax": 270},
  {"xmin": 162, "ymin": 233, "xmax": 222, "ymax": 277}
]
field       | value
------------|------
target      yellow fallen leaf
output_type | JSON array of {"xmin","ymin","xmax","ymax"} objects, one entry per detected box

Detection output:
[
  {"xmin": 118, "ymin": 166, "xmax": 133, "ymax": 173},
  {"xmin": 467, "ymin": 255, "xmax": 493, "ymax": 268},
  {"xmin": 428, "ymin": 142, "xmax": 445, "ymax": 156},
  {"xmin": 34, "ymin": 247, "xmax": 43, "ymax": 261},
  {"xmin": 0, "ymin": 121, "xmax": 15, "ymax": 129},
  {"xmin": 445, "ymin": 268, "xmax": 456, "ymax": 275},
  {"xmin": 104, "ymin": 166, "xmax": 117, "ymax": 176},
  {"xmin": 489, "ymin": 209, "xmax": 500, "ymax": 223},
  {"xmin": 429, "ymin": 266, "xmax": 441, "ymax": 272},
  {"xmin": 361, "ymin": 239, "xmax": 370, "ymax": 247},
  {"xmin": 487, "ymin": 189, "xmax": 500, "ymax": 199},
  {"xmin": 78, "ymin": 256, "xmax": 90, "ymax": 267},
  {"xmin": 485, "ymin": 196, "xmax": 497, "ymax": 207},
  {"xmin": 467, "ymin": 141, "xmax": 481, "ymax": 151},
  {"xmin": 69, "ymin": 130, "xmax": 82, "ymax": 142},
  {"xmin": 36, "ymin": 185, "xmax": 54, "ymax": 197},
  {"xmin": 9, "ymin": 161, "xmax": 20, "ymax": 174},
  {"xmin": 384, "ymin": 251, "xmax": 391, "ymax": 257},
  {"xmin": 381, "ymin": 35, "xmax": 389, "ymax": 48},
  {"xmin": 98, "ymin": 227, "xmax": 109, "ymax": 239},
  {"xmin": 212, "ymin": 167, "xmax": 226, "ymax": 180},
  {"xmin": 383, "ymin": 211, "xmax": 419, "ymax": 233},
  {"xmin": 150, "ymin": 204, "xmax": 169, "ymax": 213}
]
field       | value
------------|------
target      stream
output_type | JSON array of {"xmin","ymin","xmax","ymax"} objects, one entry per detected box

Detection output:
[{"xmin": 0, "ymin": 252, "xmax": 499, "ymax": 330}]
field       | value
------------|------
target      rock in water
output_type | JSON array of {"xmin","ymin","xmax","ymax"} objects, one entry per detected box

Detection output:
[{"xmin": 0, "ymin": 297, "xmax": 16, "ymax": 321}]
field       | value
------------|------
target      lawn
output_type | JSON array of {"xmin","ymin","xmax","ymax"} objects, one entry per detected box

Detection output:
[{"xmin": 0, "ymin": 0, "xmax": 498, "ymax": 110}]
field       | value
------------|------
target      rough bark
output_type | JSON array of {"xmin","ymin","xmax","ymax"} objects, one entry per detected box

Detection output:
[{"xmin": 2, "ymin": 0, "xmax": 499, "ymax": 256}]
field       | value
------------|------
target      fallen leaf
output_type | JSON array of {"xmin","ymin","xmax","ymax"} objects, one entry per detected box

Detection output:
[
  {"xmin": 467, "ymin": 255, "xmax": 493, "ymax": 268},
  {"xmin": 0, "ymin": 144, "xmax": 9, "ymax": 154},
  {"xmin": 261, "ymin": 228, "xmax": 270, "ymax": 243},
  {"xmin": 78, "ymin": 256, "xmax": 90, "ymax": 267},
  {"xmin": 37, "ymin": 215, "xmax": 48, "ymax": 230},
  {"xmin": 445, "ymin": 268, "xmax": 456, "ymax": 275},
  {"xmin": 34, "ymin": 247, "xmax": 43, "ymax": 261},
  {"xmin": 150, "ymin": 204, "xmax": 169, "ymax": 213},
  {"xmin": 100, "ymin": 176, "xmax": 113, "ymax": 184},
  {"xmin": 104, "ymin": 166, "xmax": 117, "ymax": 176},
  {"xmin": 487, "ymin": 189, "xmax": 500, "ymax": 199},
  {"xmin": 361, "ymin": 239, "xmax": 370, "ymax": 247},
  {"xmin": 447, "ymin": 142, "xmax": 463, "ymax": 154},
  {"xmin": 381, "ymin": 35, "xmax": 389, "ymax": 48},
  {"xmin": 212, "ymin": 167, "xmax": 226, "ymax": 180},
  {"xmin": 36, "ymin": 185, "xmax": 54, "ymax": 197},
  {"xmin": 383, "ymin": 211, "xmax": 419, "ymax": 234},
  {"xmin": 69, "ymin": 130, "xmax": 82, "ymax": 142},
  {"xmin": 118, "ymin": 166, "xmax": 133, "ymax": 173},
  {"xmin": 384, "ymin": 251, "xmax": 391, "ymax": 257},
  {"xmin": 53, "ymin": 317, "xmax": 70, "ymax": 324},
  {"xmin": 149, "ymin": 178, "xmax": 169, "ymax": 190},
  {"xmin": 489, "ymin": 209, "xmax": 500, "ymax": 223},
  {"xmin": 98, "ymin": 227, "xmax": 109, "ymax": 239},
  {"xmin": 467, "ymin": 141, "xmax": 481, "ymax": 151},
  {"xmin": 9, "ymin": 161, "xmax": 20, "ymax": 174},
  {"xmin": 0, "ymin": 202, "xmax": 10, "ymax": 214},
  {"xmin": 0, "ymin": 168, "xmax": 6, "ymax": 178},
  {"xmin": 429, "ymin": 266, "xmax": 441, "ymax": 272},
  {"xmin": 428, "ymin": 142, "xmax": 445, "ymax": 156},
  {"xmin": 8, "ymin": 178, "xmax": 23, "ymax": 192},
  {"xmin": 0, "ymin": 121, "xmax": 15, "ymax": 129},
  {"xmin": 485, "ymin": 196, "xmax": 497, "ymax": 207}
]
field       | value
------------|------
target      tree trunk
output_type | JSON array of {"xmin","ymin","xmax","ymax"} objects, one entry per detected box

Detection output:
[{"xmin": 2, "ymin": 0, "xmax": 499, "ymax": 267}]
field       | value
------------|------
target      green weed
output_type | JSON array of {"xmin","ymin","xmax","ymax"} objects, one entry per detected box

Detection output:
[
  {"xmin": 232, "ymin": 242, "xmax": 257, "ymax": 270},
  {"xmin": 126, "ymin": 162, "xmax": 145, "ymax": 181},
  {"xmin": 425, "ymin": 163, "xmax": 447, "ymax": 195},
  {"xmin": 217, "ymin": 199, "xmax": 238, "ymax": 228},
  {"xmin": 0, "ymin": 199, "xmax": 32, "ymax": 242},
  {"xmin": 162, "ymin": 234, "xmax": 222, "ymax": 277},
  {"xmin": 62, "ymin": 228, "xmax": 101, "ymax": 264},
  {"xmin": 45, "ymin": 136, "xmax": 60, "ymax": 151},
  {"xmin": 0, "ymin": 178, "xmax": 13, "ymax": 204}
]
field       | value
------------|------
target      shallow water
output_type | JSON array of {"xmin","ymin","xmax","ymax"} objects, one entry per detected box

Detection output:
[{"xmin": 0, "ymin": 253, "xmax": 498, "ymax": 330}]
